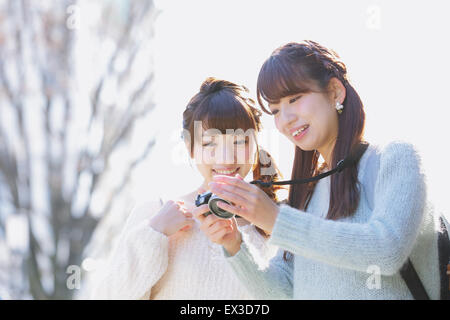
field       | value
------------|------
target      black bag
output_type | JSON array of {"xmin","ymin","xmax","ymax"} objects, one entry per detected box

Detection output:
[{"xmin": 400, "ymin": 214, "xmax": 450, "ymax": 300}]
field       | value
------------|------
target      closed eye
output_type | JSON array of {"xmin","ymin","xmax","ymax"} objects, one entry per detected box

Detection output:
[
  {"xmin": 235, "ymin": 137, "xmax": 249, "ymax": 145},
  {"xmin": 270, "ymin": 109, "xmax": 279, "ymax": 116},
  {"xmin": 289, "ymin": 95, "xmax": 302, "ymax": 104}
]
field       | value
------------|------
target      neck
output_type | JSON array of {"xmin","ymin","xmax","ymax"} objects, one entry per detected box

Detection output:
[
  {"xmin": 318, "ymin": 138, "xmax": 337, "ymax": 168},
  {"xmin": 201, "ymin": 180, "xmax": 210, "ymax": 192}
]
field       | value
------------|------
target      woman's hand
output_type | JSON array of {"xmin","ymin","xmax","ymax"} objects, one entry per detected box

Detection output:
[
  {"xmin": 149, "ymin": 200, "xmax": 195, "ymax": 236},
  {"xmin": 193, "ymin": 203, "xmax": 242, "ymax": 256},
  {"xmin": 208, "ymin": 174, "xmax": 280, "ymax": 234}
]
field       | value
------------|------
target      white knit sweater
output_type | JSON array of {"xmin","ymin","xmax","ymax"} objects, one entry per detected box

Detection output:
[{"xmin": 89, "ymin": 200, "xmax": 277, "ymax": 300}]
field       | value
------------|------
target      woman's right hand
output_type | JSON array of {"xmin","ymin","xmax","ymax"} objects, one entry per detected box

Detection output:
[
  {"xmin": 149, "ymin": 200, "xmax": 195, "ymax": 237},
  {"xmin": 193, "ymin": 204, "xmax": 242, "ymax": 256}
]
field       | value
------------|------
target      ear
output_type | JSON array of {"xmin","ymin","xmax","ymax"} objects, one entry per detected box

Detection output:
[{"xmin": 328, "ymin": 77, "xmax": 346, "ymax": 105}]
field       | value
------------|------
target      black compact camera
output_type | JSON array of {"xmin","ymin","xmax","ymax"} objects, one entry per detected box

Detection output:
[{"xmin": 195, "ymin": 191, "xmax": 237, "ymax": 219}]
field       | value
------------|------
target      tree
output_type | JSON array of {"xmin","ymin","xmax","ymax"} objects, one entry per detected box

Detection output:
[{"xmin": 0, "ymin": 0, "xmax": 158, "ymax": 299}]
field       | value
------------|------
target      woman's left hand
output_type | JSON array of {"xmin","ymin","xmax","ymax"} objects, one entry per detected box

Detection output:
[{"xmin": 209, "ymin": 174, "xmax": 280, "ymax": 234}]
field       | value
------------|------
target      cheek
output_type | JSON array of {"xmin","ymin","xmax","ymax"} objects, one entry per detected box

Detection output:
[
  {"xmin": 274, "ymin": 117, "xmax": 283, "ymax": 133},
  {"xmin": 195, "ymin": 163, "xmax": 211, "ymax": 178}
]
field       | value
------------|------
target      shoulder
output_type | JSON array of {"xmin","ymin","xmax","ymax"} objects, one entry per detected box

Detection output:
[
  {"xmin": 369, "ymin": 140, "xmax": 426, "ymax": 193},
  {"xmin": 125, "ymin": 200, "xmax": 163, "ymax": 228},
  {"xmin": 361, "ymin": 140, "xmax": 422, "ymax": 170},
  {"xmin": 377, "ymin": 140, "xmax": 424, "ymax": 173},
  {"xmin": 380, "ymin": 140, "xmax": 421, "ymax": 159},
  {"xmin": 358, "ymin": 140, "xmax": 425, "ymax": 195},
  {"xmin": 131, "ymin": 200, "xmax": 163, "ymax": 216}
]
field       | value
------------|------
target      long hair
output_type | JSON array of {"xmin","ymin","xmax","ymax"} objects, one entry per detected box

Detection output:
[
  {"xmin": 183, "ymin": 77, "xmax": 285, "ymax": 237},
  {"xmin": 256, "ymin": 41, "xmax": 366, "ymax": 258}
]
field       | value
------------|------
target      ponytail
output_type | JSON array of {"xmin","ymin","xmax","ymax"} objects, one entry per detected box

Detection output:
[
  {"xmin": 251, "ymin": 146, "xmax": 286, "ymax": 238},
  {"xmin": 252, "ymin": 147, "xmax": 284, "ymax": 202}
]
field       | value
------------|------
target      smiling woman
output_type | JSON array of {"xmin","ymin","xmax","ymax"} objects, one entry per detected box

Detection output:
[
  {"xmin": 89, "ymin": 77, "xmax": 282, "ymax": 300},
  {"xmin": 182, "ymin": 77, "xmax": 284, "ymax": 200},
  {"xmin": 196, "ymin": 40, "xmax": 444, "ymax": 300}
]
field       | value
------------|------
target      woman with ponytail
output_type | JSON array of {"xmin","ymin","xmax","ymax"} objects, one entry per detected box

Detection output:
[
  {"xmin": 197, "ymin": 41, "xmax": 441, "ymax": 299},
  {"xmin": 90, "ymin": 77, "xmax": 283, "ymax": 299}
]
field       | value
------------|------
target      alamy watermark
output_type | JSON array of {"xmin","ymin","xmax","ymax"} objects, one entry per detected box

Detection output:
[
  {"xmin": 175, "ymin": 121, "xmax": 278, "ymax": 176},
  {"xmin": 366, "ymin": 265, "xmax": 381, "ymax": 290}
]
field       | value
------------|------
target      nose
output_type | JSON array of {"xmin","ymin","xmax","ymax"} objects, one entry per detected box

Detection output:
[
  {"xmin": 278, "ymin": 103, "xmax": 297, "ymax": 130},
  {"xmin": 215, "ymin": 140, "xmax": 236, "ymax": 165}
]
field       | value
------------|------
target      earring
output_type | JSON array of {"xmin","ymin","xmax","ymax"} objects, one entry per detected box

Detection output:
[{"xmin": 335, "ymin": 101, "xmax": 344, "ymax": 114}]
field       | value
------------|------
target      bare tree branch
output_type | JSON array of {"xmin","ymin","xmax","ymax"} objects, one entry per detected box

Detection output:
[{"xmin": 0, "ymin": 0, "xmax": 158, "ymax": 299}]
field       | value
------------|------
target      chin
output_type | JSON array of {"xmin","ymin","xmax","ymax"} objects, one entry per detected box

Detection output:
[{"xmin": 293, "ymin": 140, "xmax": 315, "ymax": 152}]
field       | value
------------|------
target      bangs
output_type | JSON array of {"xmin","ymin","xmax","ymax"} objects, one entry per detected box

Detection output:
[
  {"xmin": 257, "ymin": 55, "xmax": 316, "ymax": 106},
  {"xmin": 192, "ymin": 90, "xmax": 257, "ymax": 134}
]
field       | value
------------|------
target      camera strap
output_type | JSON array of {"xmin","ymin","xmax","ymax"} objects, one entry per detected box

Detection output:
[{"xmin": 250, "ymin": 142, "xmax": 369, "ymax": 188}]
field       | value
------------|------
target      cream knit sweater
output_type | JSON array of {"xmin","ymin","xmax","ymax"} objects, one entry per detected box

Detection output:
[{"xmin": 89, "ymin": 200, "xmax": 277, "ymax": 300}]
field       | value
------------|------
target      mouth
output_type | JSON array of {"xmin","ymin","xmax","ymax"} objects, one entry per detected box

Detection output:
[
  {"xmin": 212, "ymin": 167, "xmax": 240, "ymax": 176},
  {"xmin": 291, "ymin": 124, "xmax": 309, "ymax": 140}
]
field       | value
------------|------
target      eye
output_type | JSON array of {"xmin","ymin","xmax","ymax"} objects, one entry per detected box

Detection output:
[
  {"xmin": 289, "ymin": 95, "xmax": 302, "ymax": 104},
  {"xmin": 202, "ymin": 141, "xmax": 215, "ymax": 147},
  {"xmin": 270, "ymin": 109, "xmax": 279, "ymax": 116},
  {"xmin": 234, "ymin": 137, "xmax": 249, "ymax": 145}
]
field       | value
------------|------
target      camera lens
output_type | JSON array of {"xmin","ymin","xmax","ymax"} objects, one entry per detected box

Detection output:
[{"xmin": 208, "ymin": 195, "xmax": 234, "ymax": 219}]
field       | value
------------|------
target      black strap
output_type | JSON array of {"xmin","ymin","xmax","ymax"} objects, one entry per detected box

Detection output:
[
  {"xmin": 438, "ymin": 215, "xmax": 450, "ymax": 300},
  {"xmin": 400, "ymin": 216, "xmax": 450, "ymax": 300},
  {"xmin": 400, "ymin": 259, "xmax": 430, "ymax": 300},
  {"xmin": 250, "ymin": 142, "xmax": 369, "ymax": 187}
]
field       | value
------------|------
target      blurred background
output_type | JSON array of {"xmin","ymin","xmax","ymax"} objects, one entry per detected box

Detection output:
[{"xmin": 0, "ymin": 0, "xmax": 449, "ymax": 299}]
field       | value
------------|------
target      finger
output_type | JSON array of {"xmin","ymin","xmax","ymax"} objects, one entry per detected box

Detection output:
[
  {"xmin": 208, "ymin": 219, "xmax": 231, "ymax": 235},
  {"xmin": 202, "ymin": 213, "xmax": 220, "ymax": 230},
  {"xmin": 210, "ymin": 226, "xmax": 233, "ymax": 242},
  {"xmin": 213, "ymin": 182, "xmax": 258, "ymax": 201},
  {"xmin": 192, "ymin": 204, "xmax": 210, "ymax": 221},
  {"xmin": 216, "ymin": 201, "xmax": 249, "ymax": 219},
  {"xmin": 211, "ymin": 175, "xmax": 255, "ymax": 192},
  {"xmin": 182, "ymin": 211, "xmax": 193, "ymax": 218},
  {"xmin": 209, "ymin": 184, "xmax": 251, "ymax": 208},
  {"xmin": 179, "ymin": 219, "xmax": 195, "ymax": 231}
]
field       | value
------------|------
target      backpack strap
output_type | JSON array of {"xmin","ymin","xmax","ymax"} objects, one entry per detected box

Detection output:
[
  {"xmin": 438, "ymin": 215, "xmax": 450, "ymax": 300},
  {"xmin": 400, "ymin": 215, "xmax": 450, "ymax": 300},
  {"xmin": 399, "ymin": 259, "xmax": 430, "ymax": 300}
]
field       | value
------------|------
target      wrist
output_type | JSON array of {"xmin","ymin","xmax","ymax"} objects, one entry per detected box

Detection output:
[
  {"xmin": 224, "ymin": 232, "xmax": 242, "ymax": 257},
  {"xmin": 149, "ymin": 217, "xmax": 167, "ymax": 236},
  {"xmin": 265, "ymin": 204, "xmax": 280, "ymax": 235}
]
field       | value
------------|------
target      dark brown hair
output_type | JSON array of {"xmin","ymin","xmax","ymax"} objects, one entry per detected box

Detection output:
[
  {"xmin": 256, "ymin": 41, "xmax": 366, "ymax": 258},
  {"xmin": 183, "ymin": 77, "xmax": 285, "ymax": 236}
]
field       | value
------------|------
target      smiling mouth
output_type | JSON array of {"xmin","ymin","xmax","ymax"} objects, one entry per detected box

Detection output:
[
  {"xmin": 212, "ymin": 167, "xmax": 240, "ymax": 176},
  {"xmin": 292, "ymin": 125, "xmax": 309, "ymax": 137}
]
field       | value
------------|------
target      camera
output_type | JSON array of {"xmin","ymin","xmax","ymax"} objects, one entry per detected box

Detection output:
[{"xmin": 195, "ymin": 191, "xmax": 236, "ymax": 219}]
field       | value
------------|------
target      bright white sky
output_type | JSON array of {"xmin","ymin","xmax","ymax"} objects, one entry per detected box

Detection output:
[{"xmin": 129, "ymin": 0, "xmax": 450, "ymax": 216}]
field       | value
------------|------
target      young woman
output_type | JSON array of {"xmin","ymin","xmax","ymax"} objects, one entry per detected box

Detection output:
[
  {"xmin": 89, "ymin": 77, "xmax": 283, "ymax": 299},
  {"xmin": 195, "ymin": 40, "xmax": 441, "ymax": 299}
]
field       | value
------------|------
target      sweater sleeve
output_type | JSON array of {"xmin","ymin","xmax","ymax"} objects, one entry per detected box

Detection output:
[
  {"xmin": 222, "ymin": 232, "xmax": 294, "ymax": 300},
  {"xmin": 269, "ymin": 141, "xmax": 427, "ymax": 276},
  {"xmin": 89, "ymin": 202, "xmax": 169, "ymax": 300}
]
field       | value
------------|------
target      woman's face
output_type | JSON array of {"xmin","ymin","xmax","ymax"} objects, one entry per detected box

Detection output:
[
  {"xmin": 268, "ymin": 89, "xmax": 339, "ymax": 154},
  {"xmin": 191, "ymin": 129, "xmax": 257, "ymax": 184}
]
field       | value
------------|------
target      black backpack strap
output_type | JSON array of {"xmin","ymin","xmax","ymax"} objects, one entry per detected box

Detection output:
[
  {"xmin": 438, "ymin": 215, "xmax": 450, "ymax": 300},
  {"xmin": 400, "ymin": 259, "xmax": 430, "ymax": 300},
  {"xmin": 401, "ymin": 215, "xmax": 450, "ymax": 300}
]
